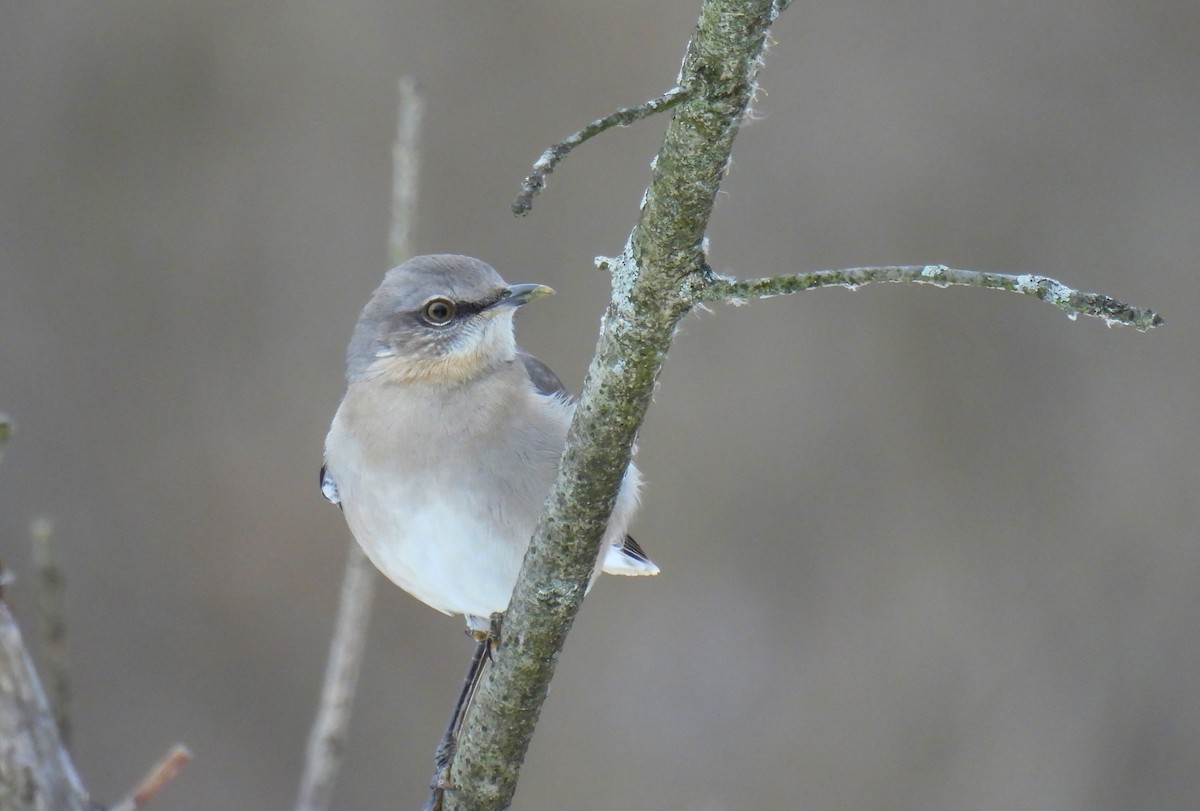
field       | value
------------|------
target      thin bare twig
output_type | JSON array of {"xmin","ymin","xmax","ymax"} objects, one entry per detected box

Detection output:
[
  {"xmin": 512, "ymin": 85, "xmax": 690, "ymax": 215},
  {"xmin": 110, "ymin": 744, "xmax": 192, "ymax": 811},
  {"xmin": 293, "ymin": 543, "xmax": 379, "ymax": 811},
  {"xmin": 0, "ymin": 411, "xmax": 11, "ymax": 467},
  {"xmin": 294, "ymin": 74, "xmax": 422, "ymax": 811},
  {"xmin": 391, "ymin": 76, "xmax": 424, "ymax": 268},
  {"xmin": 32, "ymin": 517, "xmax": 72, "ymax": 749},
  {"xmin": 691, "ymin": 264, "xmax": 1163, "ymax": 331}
]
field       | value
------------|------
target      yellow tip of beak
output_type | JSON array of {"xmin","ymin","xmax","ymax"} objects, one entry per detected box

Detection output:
[{"xmin": 505, "ymin": 283, "xmax": 555, "ymax": 305}]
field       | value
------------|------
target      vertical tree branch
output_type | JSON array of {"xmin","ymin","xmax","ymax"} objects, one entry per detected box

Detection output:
[
  {"xmin": 444, "ymin": 2, "xmax": 780, "ymax": 809},
  {"xmin": 1, "ymin": 413, "xmax": 90, "ymax": 811},
  {"xmin": 0, "ymin": 599, "xmax": 91, "ymax": 811},
  {"xmin": 31, "ymin": 518, "xmax": 71, "ymax": 750},
  {"xmin": 294, "ymin": 76, "xmax": 422, "ymax": 811}
]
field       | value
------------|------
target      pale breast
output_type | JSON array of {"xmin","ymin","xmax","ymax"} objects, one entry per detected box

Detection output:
[{"xmin": 324, "ymin": 367, "xmax": 577, "ymax": 618}]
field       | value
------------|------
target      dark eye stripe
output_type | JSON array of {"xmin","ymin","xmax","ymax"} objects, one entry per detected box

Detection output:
[
  {"xmin": 458, "ymin": 291, "xmax": 505, "ymax": 314},
  {"xmin": 444, "ymin": 292, "xmax": 506, "ymax": 316},
  {"xmin": 416, "ymin": 290, "xmax": 506, "ymax": 327}
]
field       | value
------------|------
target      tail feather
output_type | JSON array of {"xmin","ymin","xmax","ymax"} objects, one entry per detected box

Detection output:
[{"xmin": 602, "ymin": 534, "xmax": 660, "ymax": 576}]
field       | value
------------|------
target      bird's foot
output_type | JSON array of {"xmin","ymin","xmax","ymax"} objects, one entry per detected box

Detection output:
[{"xmin": 426, "ymin": 756, "xmax": 453, "ymax": 811}]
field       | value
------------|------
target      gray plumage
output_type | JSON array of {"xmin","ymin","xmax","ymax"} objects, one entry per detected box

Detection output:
[{"xmin": 323, "ymin": 255, "xmax": 657, "ymax": 632}]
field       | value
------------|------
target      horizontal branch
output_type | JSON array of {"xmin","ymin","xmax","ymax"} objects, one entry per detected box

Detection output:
[
  {"xmin": 512, "ymin": 85, "xmax": 690, "ymax": 215},
  {"xmin": 692, "ymin": 264, "xmax": 1163, "ymax": 331}
]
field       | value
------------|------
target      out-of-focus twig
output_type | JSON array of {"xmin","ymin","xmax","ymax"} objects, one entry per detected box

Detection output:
[
  {"xmin": 0, "ymin": 413, "xmax": 10, "ymax": 602},
  {"xmin": 110, "ymin": 744, "xmax": 192, "ymax": 811},
  {"xmin": 0, "ymin": 411, "xmax": 12, "ymax": 467},
  {"xmin": 294, "ymin": 74, "xmax": 422, "ymax": 811},
  {"xmin": 391, "ymin": 76, "xmax": 424, "ymax": 268},
  {"xmin": 32, "ymin": 516, "xmax": 72, "ymax": 749},
  {"xmin": 293, "ymin": 542, "xmax": 379, "ymax": 811}
]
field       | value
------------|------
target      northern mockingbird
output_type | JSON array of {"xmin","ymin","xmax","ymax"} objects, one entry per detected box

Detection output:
[
  {"xmin": 321, "ymin": 254, "xmax": 658, "ymax": 798},
  {"xmin": 323, "ymin": 252, "xmax": 657, "ymax": 627}
]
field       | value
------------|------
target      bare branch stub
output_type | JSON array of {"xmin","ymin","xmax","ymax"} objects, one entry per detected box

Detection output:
[
  {"xmin": 110, "ymin": 744, "xmax": 193, "ymax": 811},
  {"xmin": 512, "ymin": 86, "xmax": 690, "ymax": 215}
]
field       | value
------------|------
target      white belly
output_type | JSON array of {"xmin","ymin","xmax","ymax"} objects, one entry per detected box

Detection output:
[
  {"xmin": 344, "ymin": 474, "xmax": 529, "ymax": 619},
  {"xmin": 323, "ymin": 375, "xmax": 642, "ymax": 626}
]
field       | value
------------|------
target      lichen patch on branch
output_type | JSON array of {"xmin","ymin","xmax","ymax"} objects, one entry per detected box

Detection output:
[{"xmin": 694, "ymin": 265, "xmax": 1163, "ymax": 331}]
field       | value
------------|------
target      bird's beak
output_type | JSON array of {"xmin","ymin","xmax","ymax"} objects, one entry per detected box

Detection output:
[{"xmin": 494, "ymin": 283, "xmax": 555, "ymax": 308}]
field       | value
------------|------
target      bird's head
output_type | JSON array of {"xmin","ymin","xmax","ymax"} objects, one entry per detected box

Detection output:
[{"xmin": 346, "ymin": 254, "xmax": 554, "ymax": 385}]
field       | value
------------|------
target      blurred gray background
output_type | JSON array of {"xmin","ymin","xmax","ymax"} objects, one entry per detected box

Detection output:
[{"xmin": 1, "ymin": 1, "xmax": 1196, "ymax": 809}]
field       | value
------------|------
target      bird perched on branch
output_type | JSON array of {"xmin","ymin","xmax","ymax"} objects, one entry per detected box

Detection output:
[
  {"xmin": 321, "ymin": 255, "xmax": 658, "ymax": 806},
  {"xmin": 322, "ymin": 254, "xmax": 657, "ymax": 637}
]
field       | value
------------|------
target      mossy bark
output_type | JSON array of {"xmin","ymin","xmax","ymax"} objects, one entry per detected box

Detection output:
[{"xmin": 444, "ymin": 2, "xmax": 781, "ymax": 809}]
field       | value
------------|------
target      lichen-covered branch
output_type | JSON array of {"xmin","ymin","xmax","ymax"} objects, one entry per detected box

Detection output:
[
  {"xmin": 0, "ymin": 599, "xmax": 90, "ymax": 811},
  {"xmin": 445, "ymin": 2, "xmax": 782, "ymax": 810},
  {"xmin": 2, "ymin": 431, "xmax": 190, "ymax": 811},
  {"xmin": 0, "ymin": 416, "xmax": 86, "ymax": 811},
  {"xmin": 512, "ymin": 85, "xmax": 690, "ymax": 215},
  {"xmin": 692, "ymin": 264, "xmax": 1164, "ymax": 330},
  {"xmin": 0, "ymin": 418, "xmax": 88, "ymax": 811},
  {"xmin": 441, "ymin": 0, "xmax": 1162, "ymax": 808}
]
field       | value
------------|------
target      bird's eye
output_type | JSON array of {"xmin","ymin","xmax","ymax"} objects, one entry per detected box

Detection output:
[{"xmin": 422, "ymin": 298, "xmax": 456, "ymax": 326}]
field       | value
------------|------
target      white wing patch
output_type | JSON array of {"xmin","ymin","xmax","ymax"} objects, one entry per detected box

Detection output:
[{"xmin": 320, "ymin": 465, "xmax": 341, "ymax": 505}]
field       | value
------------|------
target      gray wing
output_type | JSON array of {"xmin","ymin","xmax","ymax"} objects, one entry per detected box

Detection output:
[
  {"xmin": 519, "ymin": 350, "xmax": 571, "ymax": 399},
  {"xmin": 519, "ymin": 351, "xmax": 659, "ymax": 575}
]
